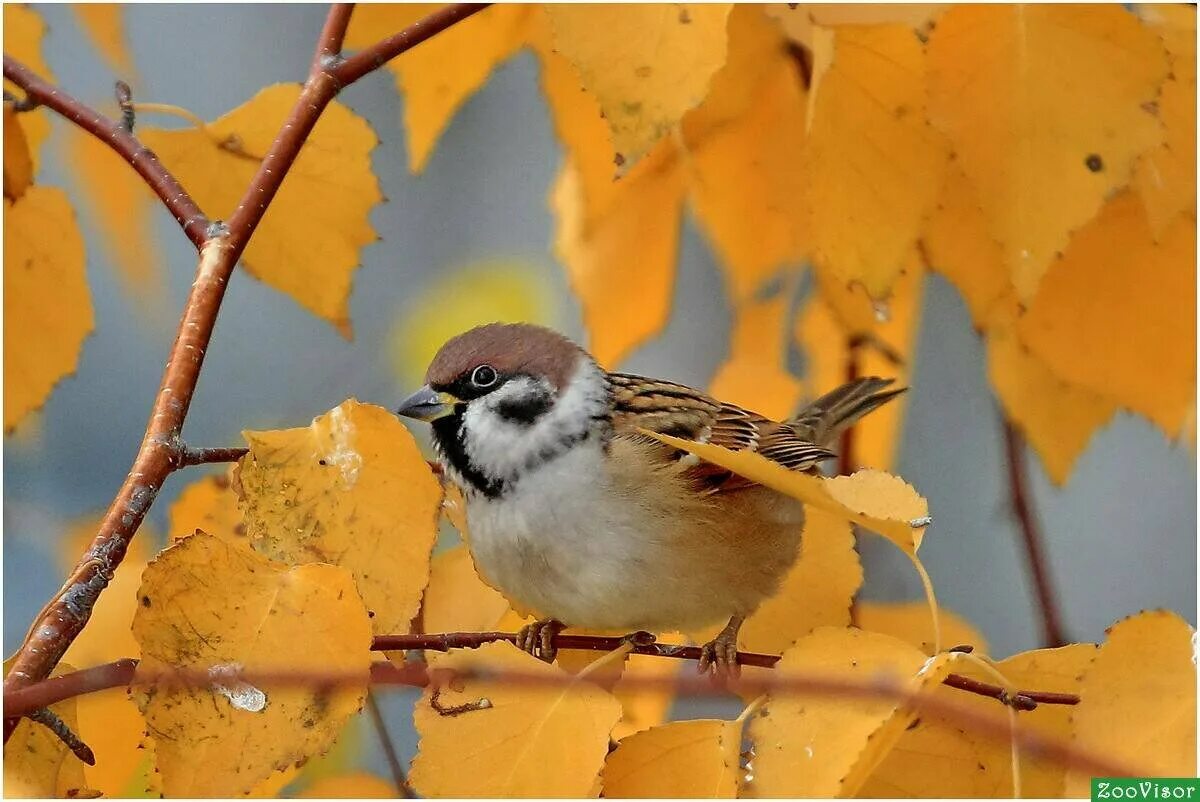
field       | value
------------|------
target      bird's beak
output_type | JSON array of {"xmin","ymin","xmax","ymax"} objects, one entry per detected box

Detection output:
[{"xmin": 396, "ymin": 385, "xmax": 458, "ymax": 422}]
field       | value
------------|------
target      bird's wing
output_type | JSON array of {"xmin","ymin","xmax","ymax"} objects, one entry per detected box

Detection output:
[{"xmin": 607, "ymin": 373, "xmax": 837, "ymax": 492}]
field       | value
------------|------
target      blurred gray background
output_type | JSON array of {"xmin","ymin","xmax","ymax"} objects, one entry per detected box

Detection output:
[{"xmin": 5, "ymin": 3, "xmax": 1195, "ymax": 785}]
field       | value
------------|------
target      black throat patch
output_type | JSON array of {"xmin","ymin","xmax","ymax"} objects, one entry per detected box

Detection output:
[{"xmin": 431, "ymin": 412, "xmax": 505, "ymax": 499}]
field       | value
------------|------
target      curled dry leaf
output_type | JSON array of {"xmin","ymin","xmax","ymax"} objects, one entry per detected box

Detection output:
[
  {"xmin": 749, "ymin": 627, "xmax": 962, "ymax": 797},
  {"xmin": 1064, "ymin": 610, "xmax": 1197, "ymax": 792},
  {"xmin": 4, "ymin": 186, "xmax": 93, "ymax": 433},
  {"xmin": 927, "ymin": 4, "xmax": 1169, "ymax": 300},
  {"xmin": 237, "ymin": 399, "xmax": 442, "ymax": 637},
  {"xmin": 140, "ymin": 84, "xmax": 381, "ymax": 336},
  {"xmin": 132, "ymin": 532, "xmax": 373, "ymax": 797},
  {"xmin": 410, "ymin": 642, "xmax": 622, "ymax": 797},
  {"xmin": 603, "ymin": 718, "xmax": 743, "ymax": 798},
  {"xmin": 859, "ymin": 643, "xmax": 1097, "ymax": 797},
  {"xmin": 546, "ymin": 4, "xmax": 733, "ymax": 170}
]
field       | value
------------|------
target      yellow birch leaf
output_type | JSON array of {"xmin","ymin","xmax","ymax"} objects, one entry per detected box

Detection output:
[
  {"xmin": 750, "ymin": 627, "xmax": 961, "ymax": 797},
  {"xmin": 1134, "ymin": 69, "xmax": 1197, "ymax": 238},
  {"xmin": 420, "ymin": 543, "xmax": 509, "ymax": 634},
  {"xmin": 1065, "ymin": 610, "xmax": 1196, "ymax": 792},
  {"xmin": 237, "ymin": 399, "xmax": 442, "ymax": 637},
  {"xmin": 72, "ymin": 4, "xmax": 133, "ymax": 75},
  {"xmin": 603, "ymin": 719, "xmax": 742, "ymax": 798},
  {"xmin": 140, "ymin": 84, "xmax": 381, "ymax": 335},
  {"xmin": 132, "ymin": 533, "xmax": 372, "ymax": 798},
  {"xmin": 987, "ymin": 324, "xmax": 1117, "ymax": 485},
  {"xmin": 687, "ymin": 51, "xmax": 809, "ymax": 303},
  {"xmin": 709, "ymin": 289, "xmax": 804, "ymax": 421},
  {"xmin": 64, "ymin": 128, "xmax": 166, "ymax": 302},
  {"xmin": 410, "ymin": 641, "xmax": 622, "ymax": 797},
  {"xmin": 344, "ymin": 4, "xmax": 531, "ymax": 173},
  {"xmin": 4, "ymin": 186, "xmax": 93, "ymax": 432},
  {"xmin": 767, "ymin": 4, "xmax": 944, "ymax": 49},
  {"xmin": 4, "ymin": 661, "xmax": 87, "ymax": 798},
  {"xmin": 1018, "ymin": 192, "xmax": 1196, "ymax": 438},
  {"xmin": 927, "ymin": 5, "xmax": 1169, "ymax": 300},
  {"xmin": 610, "ymin": 647, "xmax": 681, "ymax": 741},
  {"xmin": 647, "ymin": 433, "xmax": 929, "ymax": 553},
  {"xmin": 4, "ymin": 105, "xmax": 33, "ymax": 201},
  {"xmin": 550, "ymin": 152, "xmax": 684, "ymax": 368},
  {"xmin": 853, "ymin": 600, "xmax": 989, "ymax": 657},
  {"xmin": 860, "ymin": 643, "xmax": 1096, "ymax": 798},
  {"xmin": 807, "ymin": 24, "xmax": 948, "ymax": 299},
  {"xmin": 692, "ymin": 506, "xmax": 861, "ymax": 656},
  {"xmin": 168, "ymin": 471, "xmax": 243, "ymax": 541},
  {"xmin": 922, "ymin": 164, "xmax": 1017, "ymax": 330},
  {"xmin": 4, "ymin": 4, "xmax": 52, "ymax": 171},
  {"xmin": 545, "ymin": 4, "xmax": 732, "ymax": 170},
  {"xmin": 299, "ymin": 772, "xmax": 396, "ymax": 798}
]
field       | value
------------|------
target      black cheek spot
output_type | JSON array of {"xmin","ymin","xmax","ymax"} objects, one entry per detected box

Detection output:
[
  {"xmin": 496, "ymin": 394, "xmax": 553, "ymax": 425},
  {"xmin": 1085, "ymin": 153, "xmax": 1104, "ymax": 172}
]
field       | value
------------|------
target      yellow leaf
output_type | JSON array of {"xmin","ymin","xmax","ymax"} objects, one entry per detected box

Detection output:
[
  {"xmin": 987, "ymin": 324, "xmax": 1117, "ymax": 485},
  {"xmin": 4, "ymin": 186, "xmax": 93, "ymax": 432},
  {"xmin": 72, "ymin": 4, "xmax": 133, "ymax": 75},
  {"xmin": 4, "ymin": 4, "xmax": 52, "ymax": 171},
  {"xmin": 167, "ymin": 471, "xmax": 243, "ymax": 541},
  {"xmin": 854, "ymin": 600, "xmax": 989, "ymax": 657},
  {"xmin": 344, "ymin": 4, "xmax": 531, "ymax": 173},
  {"xmin": 687, "ymin": 33, "xmax": 809, "ymax": 302},
  {"xmin": 550, "ymin": 151, "xmax": 684, "ymax": 368},
  {"xmin": 750, "ymin": 627, "xmax": 961, "ymax": 797},
  {"xmin": 237, "ymin": 399, "xmax": 442, "ymax": 636},
  {"xmin": 860, "ymin": 643, "xmax": 1096, "ymax": 798},
  {"xmin": 927, "ymin": 5, "xmax": 1168, "ymax": 300},
  {"xmin": 767, "ymin": 4, "xmax": 944, "ymax": 48},
  {"xmin": 4, "ymin": 105, "xmax": 33, "ymax": 201},
  {"xmin": 420, "ymin": 543, "xmax": 509, "ymax": 634},
  {"xmin": 298, "ymin": 772, "xmax": 396, "ymax": 798},
  {"xmin": 708, "ymin": 288, "xmax": 803, "ymax": 421},
  {"xmin": 1018, "ymin": 192, "xmax": 1195, "ymax": 438},
  {"xmin": 647, "ymin": 433, "xmax": 929, "ymax": 553},
  {"xmin": 140, "ymin": 85, "xmax": 381, "ymax": 335},
  {"xmin": 132, "ymin": 533, "xmax": 372, "ymax": 797},
  {"xmin": 603, "ymin": 719, "xmax": 742, "ymax": 798},
  {"xmin": 410, "ymin": 642, "xmax": 622, "ymax": 796},
  {"xmin": 388, "ymin": 259, "xmax": 558, "ymax": 390},
  {"xmin": 4, "ymin": 662, "xmax": 87, "ymax": 798},
  {"xmin": 1065, "ymin": 610, "xmax": 1196, "ymax": 792},
  {"xmin": 610, "ymin": 648, "xmax": 681, "ymax": 741},
  {"xmin": 546, "ymin": 4, "xmax": 732, "ymax": 170},
  {"xmin": 64, "ymin": 128, "xmax": 167, "ymax": 302},
  {"xmin": 693, "ymin": 506, "xmax": 861, "ymax": 656},
  {"xmin": 807, "ymin": 24, "xmax": 947, "ymax": 299}
]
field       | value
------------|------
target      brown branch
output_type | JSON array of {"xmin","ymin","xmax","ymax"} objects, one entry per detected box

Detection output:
[
  {"xmin": 2, "ymin": 56, "xmax": 211, "ymax": 247},
  {"xmin": 331, "ymin": 3, "xmax": 490, "ymax": 85},
  {"xmin": 4, "ymin": 656, "xmax": 1137, "ymax": 780},
  {"xmin": 3, "ymin": 3, "xmax": 491, "ymax": 743},
  {"xmin": 28, "ymin": 708, "xmax": 94, "ymax": 766},
  {"xmin": 179, "ymin": 446, "xmax": 249, "ymax": 467},
  {"xmin": 312, "ymin": 3, "xmax": 356, "ymax": 76},
  {"xmin": 1003, "ymin": 420, "xmax": 1068, "ymax": 647}
]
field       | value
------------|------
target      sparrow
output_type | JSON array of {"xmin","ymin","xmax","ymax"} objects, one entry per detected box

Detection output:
[{"xmin": 397, "ymin": 322, "xmax": 903, "ymax": 674}]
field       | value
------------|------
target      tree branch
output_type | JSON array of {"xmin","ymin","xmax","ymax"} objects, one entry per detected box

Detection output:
[
  {"xmin": 178, "ymin": 446, "xmax": 249, "ymax": 467},
  {"xmin": 2, "ymin": 55, "xmax": 211, "ymax": 247},
  {"xmin": 3, "ymin": 653, "xmax": 1136, "ymax": 780},
  {"xmin": 3, "ymin": 3, "xmax": 493, "ymax": 743},
  {"xmin": 312, "ymin": 3, "xmax": 356, "ymax": 76},
  {"xmin": 1003, "ymin": 420, "xmax": 1068, "ymax": 647}
]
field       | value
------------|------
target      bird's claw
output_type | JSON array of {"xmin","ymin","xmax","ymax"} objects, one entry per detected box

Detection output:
[
  {"xmin": 698, "ymin": 616, "xmax": 744, "ymax": 678},
  {"xmin": 516, "ymin": 618, "xmax": 565, "ymax": 663}
]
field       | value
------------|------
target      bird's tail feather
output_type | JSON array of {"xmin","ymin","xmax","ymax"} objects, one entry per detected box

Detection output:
[{"xmin": 789, "ymin": 377, "xmax": 907, "ymax": 448}]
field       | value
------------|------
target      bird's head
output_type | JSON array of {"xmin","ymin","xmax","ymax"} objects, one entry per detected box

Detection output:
[{"xmin": 397, "ymin": 323, "xmax": 611, "ymax": 496}]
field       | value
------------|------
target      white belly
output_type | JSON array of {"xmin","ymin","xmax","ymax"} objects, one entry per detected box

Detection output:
[{"xmin": 464, "ymin": 438, "xmax": 804, "ymax": 632}]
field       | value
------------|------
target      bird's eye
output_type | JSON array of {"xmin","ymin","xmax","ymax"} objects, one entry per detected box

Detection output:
[{"xmin": 471, "ymin": 364, "xmax": 498, "ymax": 388}]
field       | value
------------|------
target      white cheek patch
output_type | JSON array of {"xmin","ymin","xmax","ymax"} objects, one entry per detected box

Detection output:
[{"xmin": 461, "ymin": 360, "xmax": 609, "ymax": 485}]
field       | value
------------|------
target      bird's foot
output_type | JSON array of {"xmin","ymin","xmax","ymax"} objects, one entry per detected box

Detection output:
[
  {"xmin": 698, "ymin": 615, "xmax": 744, "ymax": 678},
  {"xmin": 515, "ymin": 618, "xmax": 566, "ymax": 663}
]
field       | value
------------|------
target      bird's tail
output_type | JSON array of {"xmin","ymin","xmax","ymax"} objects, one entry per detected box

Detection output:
[{"xmin": 789, "ymin": 377, "xmax": 907, "ymax": 448}]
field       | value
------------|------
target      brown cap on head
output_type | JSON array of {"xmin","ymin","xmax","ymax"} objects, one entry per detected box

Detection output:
[{"xmin": 426, "ymin": 323, "xmax": 588, "ymax": 390}]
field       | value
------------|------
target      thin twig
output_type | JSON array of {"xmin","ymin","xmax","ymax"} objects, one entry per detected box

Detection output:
[
  {"xmin": 366, "ymin": 691, "xmax": 414, "ymax": 798},
  {"xmin": 179, "ymin": 446, "xmax": 249, "ymax": 467},
  {"xmin": 1003, "ymin": 420, "xmax": 1068, "ymax": 647},
  {"xmin": 114, "ymin": 80, "xmax": 135, "ymax": 132},
  {"xmin": 3, "ymin": 657, "xmax": 1137, "ymax": 780},
  {"xmin": 2, "ymin": 3, "xmax": 490, "ymax": 743},
  {"xmin": 312, "ymin": 3, "xmax": 356, "ymax": 76},
  {"xmin": 2, "ymin": 56, "xmax": 210, "ymax": 246},
  {"xmin": 331, "ymin": 3, "xmax": 489, "ymax": 85},
  {"xmin": 28, "ymin": 708, "xmax": 95, "ymax": 766}
]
